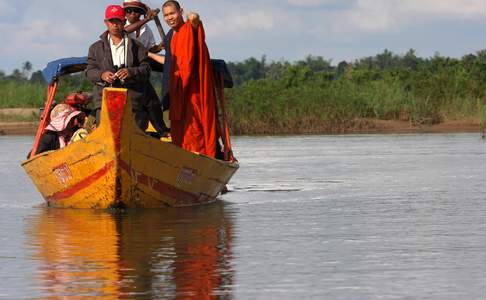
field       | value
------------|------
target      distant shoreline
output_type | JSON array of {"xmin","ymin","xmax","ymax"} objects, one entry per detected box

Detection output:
[
  {"xmin": 339, "ymin": 118, "xmax": 481, "ymax": 135},
  {"xmin": 0, "ymin": 122, "xmax": 37, "ymax": 135},
  {"xmin": 0, "ymin": 118, "xmax": 481, "ymax": 136}
]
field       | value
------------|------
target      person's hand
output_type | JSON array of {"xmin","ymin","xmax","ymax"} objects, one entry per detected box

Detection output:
[
  {"xmin": 187, "ymin": 12, "xmax": 200, "ymax": 28},
  {"xmin": 101, "ymin": 71, "xmax": 116, "ymax": 84},
  {"xmin": 115, "ymin": 68, "xmax": 129, "ymax": 81},
  {"xmin": 146, "ymin": 9, "xmax": 158, "ymax": 20},
  {"xmin": 149, "ymin": 42, "xmax": 164, "ymax": 53}
]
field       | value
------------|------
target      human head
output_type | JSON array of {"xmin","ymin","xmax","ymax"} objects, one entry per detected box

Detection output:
[
  {"xmin": 123, "ymin": 0, "xmax": 147, "ymax": 23},
  {"xmin": 162, "ymin": 0, "xmax": 180, "ymax": 10},
  {"xmin": 104, "ymin": 5, "xmax": 126, "ymax": 37},
  {"xmin": 162, "ymin": 0, "xmax": 184, "ymax": 31},
  {"xmin": 46, "ymin": 104, "xmax": 84, "ymax": 132}
]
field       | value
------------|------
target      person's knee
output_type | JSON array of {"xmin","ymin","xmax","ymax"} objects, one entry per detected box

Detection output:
[
  {"xmin": 162, "ymin": 95, "xmax": 170, "ymax": 111},
  {"xmin": 132, "ymin": 110, "xmax": 149, "ymax": 131}
]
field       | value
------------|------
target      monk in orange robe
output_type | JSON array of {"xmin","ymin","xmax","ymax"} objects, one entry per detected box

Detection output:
[{"xmin": 161, "ymin": 1, "xmax": 218, "ymax": 158}]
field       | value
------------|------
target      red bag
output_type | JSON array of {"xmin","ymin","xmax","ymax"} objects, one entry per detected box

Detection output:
[{"xmin": 63, "ymin": 92, "xmax": 91, "ymax": 107}]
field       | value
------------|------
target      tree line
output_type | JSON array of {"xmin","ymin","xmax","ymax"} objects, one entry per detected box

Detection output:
[{"xmin": 225, "ymin": 49, "xmax": 486, "ymax": 133}]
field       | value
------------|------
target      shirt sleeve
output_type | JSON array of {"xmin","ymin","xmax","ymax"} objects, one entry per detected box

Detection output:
[
  {"xmin": 126, "ymin": 40, "xmax": 151, "ymax": 83},
  {"xmin": 146, "ymin": 26, "xmax": 156, "ymax": 48},
  {"xmin": 86, "ymin": 42, "xmax": 103, "ymax": 83}
]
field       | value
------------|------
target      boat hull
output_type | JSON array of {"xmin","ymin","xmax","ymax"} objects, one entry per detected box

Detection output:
[{"xmin": 22, "ymin": 88, "xmax": 238, "ymax": 208}]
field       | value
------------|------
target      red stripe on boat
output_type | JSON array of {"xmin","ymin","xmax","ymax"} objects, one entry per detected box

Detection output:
[
  {"xmin": 119, "ymin": 160, "xmax": 211, "ymax": 204},
  {"xmin": 47, "ymin": 161, "xmax": 115, "ymax": 202},
  {"xmin": 106, "ymin": 90, "xmax": 126, "ymax": 152}
]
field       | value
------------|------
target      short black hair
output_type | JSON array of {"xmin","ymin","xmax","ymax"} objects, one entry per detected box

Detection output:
[{"xmin": 162, "ymin": 0, "xmax": 181, "ymax": 10}]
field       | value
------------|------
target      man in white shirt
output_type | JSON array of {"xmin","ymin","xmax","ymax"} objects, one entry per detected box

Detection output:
[{"xmin": 123, "ymin": 0, "xmax": 160, "ymax": 53}]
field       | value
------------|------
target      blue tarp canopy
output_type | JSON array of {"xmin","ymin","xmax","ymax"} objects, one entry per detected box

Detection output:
[
  {"xmin": 42, "ymin": 57, "xmax": 88, "ymax": 84},
  {"xmin": 41, "ymin": 56, "xmax": 233, "ymax": 87}
]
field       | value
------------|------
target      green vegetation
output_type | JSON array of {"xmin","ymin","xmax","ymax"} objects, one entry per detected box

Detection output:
[
  {"xmin": 3, "ymin": 49, "xmax": 486, "ymax": 134},
  {"xmin": 0, "ymin": 81, "xmax": 45, "ymax": 108},
  {"xmin": 225, "ymin": 50, "xmax": 486, "ymax": 134},
  {"xmin": 0, "ymin": 65, "xmax": 161, "ymax": 108},
  {"xmin": 479, "ymin": 103, "xmax": 486, "ymax": 134}
]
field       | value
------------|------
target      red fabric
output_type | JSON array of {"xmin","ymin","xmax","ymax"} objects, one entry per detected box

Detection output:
[
  {"xmin": 169, "ymin": 21, "xmax": 218, "ymax": 158},
  {"xmin": 63, "ymin": 92, "xmax": 90, "ymax": 107}
]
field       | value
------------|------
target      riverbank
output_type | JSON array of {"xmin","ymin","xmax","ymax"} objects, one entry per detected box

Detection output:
[
  {"xmin": 0, "ymin": 108, "xmax": 38, "ymax": 135},
  {"xmin": 0, "ymin": 122, "xmax": 37, "ymax": 135},
  {"xmin": 0, "ymin": 117, "xmax": 480, "ymax": 136},
  {"xmin": 344, "ymin": 117, "xmax": 481, "ymax": 134}
]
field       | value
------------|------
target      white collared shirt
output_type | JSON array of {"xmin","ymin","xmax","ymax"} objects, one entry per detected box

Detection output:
[
  {"xmin": 108, "ymin": 34, "xmax": 128, "ymax": 68},
  {"xmin": 126, "ymin": 20, "xmax": 156, "ymax": 50}
]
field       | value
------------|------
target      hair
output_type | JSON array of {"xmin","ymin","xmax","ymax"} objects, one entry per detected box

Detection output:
[{"xmin": 162, "ymin": 0, "xmax": 181, "ymax": 10}]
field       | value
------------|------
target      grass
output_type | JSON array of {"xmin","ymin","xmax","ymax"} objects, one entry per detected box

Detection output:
[
  {"xmin": 225, "ymin": 74, "xmax": 481, "ymax": 134},
  {"xmin": 0, "ymin": 81, "xmax": 46, "ymax": 108}
]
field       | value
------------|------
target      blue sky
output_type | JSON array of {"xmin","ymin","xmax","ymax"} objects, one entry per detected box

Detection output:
[{"xmin": 1, "ymin": 0, "xmax": 486, "ymax": 73}]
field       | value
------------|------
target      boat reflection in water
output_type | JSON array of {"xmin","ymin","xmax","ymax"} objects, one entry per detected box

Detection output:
[{"xmin": 27, "ymin": 202, "xmax": 235, "ymax": 298}]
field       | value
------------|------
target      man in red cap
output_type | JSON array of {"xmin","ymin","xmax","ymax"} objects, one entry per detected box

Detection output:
[{"xmin": 86, "ymin": 4, "xmax": 169, "ymax": 136}]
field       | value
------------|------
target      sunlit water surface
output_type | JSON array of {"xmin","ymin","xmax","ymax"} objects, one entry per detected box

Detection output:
[{"xmin": 1, "ymin": 134, "xmax": 486, "ymax": 299}]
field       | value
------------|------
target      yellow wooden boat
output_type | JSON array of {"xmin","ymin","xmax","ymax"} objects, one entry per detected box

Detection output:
[{"xmin": 21, "ymin": 58, "xmax": 238, "ymax": 208}]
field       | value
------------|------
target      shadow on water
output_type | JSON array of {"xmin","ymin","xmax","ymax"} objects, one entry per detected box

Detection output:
[{"xmin": 25, "ymin": 201, "xmax": 236, "ymax": 299}]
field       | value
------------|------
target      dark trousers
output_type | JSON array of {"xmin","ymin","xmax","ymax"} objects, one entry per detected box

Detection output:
[{"xmin": 146, "ymin": 85, "xmax": 169, "ymax": 133}]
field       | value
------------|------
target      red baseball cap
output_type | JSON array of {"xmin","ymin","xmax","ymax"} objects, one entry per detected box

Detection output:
[{"xmin": 105, "ymin": 5, "xmax": 126, "ymax": 21}]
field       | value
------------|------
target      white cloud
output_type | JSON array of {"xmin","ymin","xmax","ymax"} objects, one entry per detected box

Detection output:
[
  {"xmin": 0, "ymin": 0, "xmax": 10, "ymax": 17},
  {"xmin": 287, "ymin": 0, "xmax": 333, "ymax": 6},
  {"xmin": 333, "ymin": 1, "xmax": 397, "ymax": 33},
  {"xmin": 1, "ymin": 0, "xmax": 486, "ymax": 72},
  {"xmin": 0, "ymin": 0, "xmax": 29, "ymax": 22},
  {"xmin": 0, "ymin": 0, "xmax": 103, "ymax": 71},
  {"xmin": 16, "ymin": 21, "xmax": 89, "ymax": 43},
  {"xmin": 333, "ymin": 0, "xmax": 486, "ymax": 34},
  {"xmin": 403, "ymin": 0, "xmax": 486, "ymax": 17},
  {"xmin": 1, "ymin": 21, "xmax": 90, "ymax": 70},
  {"xmin": 206, "ymin": 11, "xmax": 285, "ymax": 37}
]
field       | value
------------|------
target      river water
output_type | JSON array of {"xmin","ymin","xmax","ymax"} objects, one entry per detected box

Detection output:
[{"xmin": 1, "ymin": 133, "xmax": 486, "ymax": 299}]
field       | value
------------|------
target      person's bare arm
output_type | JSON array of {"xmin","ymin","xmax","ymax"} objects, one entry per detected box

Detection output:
[
  {"xmin": 124, "ymin": 9, "xmax": 158, "ymax": 33},
  {"xmin": 148, "ymin": 52, "xmax": 165, "ymax": 64}
]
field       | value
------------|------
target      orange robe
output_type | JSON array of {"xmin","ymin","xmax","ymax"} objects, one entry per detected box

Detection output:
[{"xmin": 169, "ymin": 21, "xmax": 218, "ymax": 158}]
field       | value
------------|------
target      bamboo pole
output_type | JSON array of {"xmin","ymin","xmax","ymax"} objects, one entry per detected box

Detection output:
[{"xmin": 30, "ymin": 81, "xmax": 58, "ymax": 157}]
